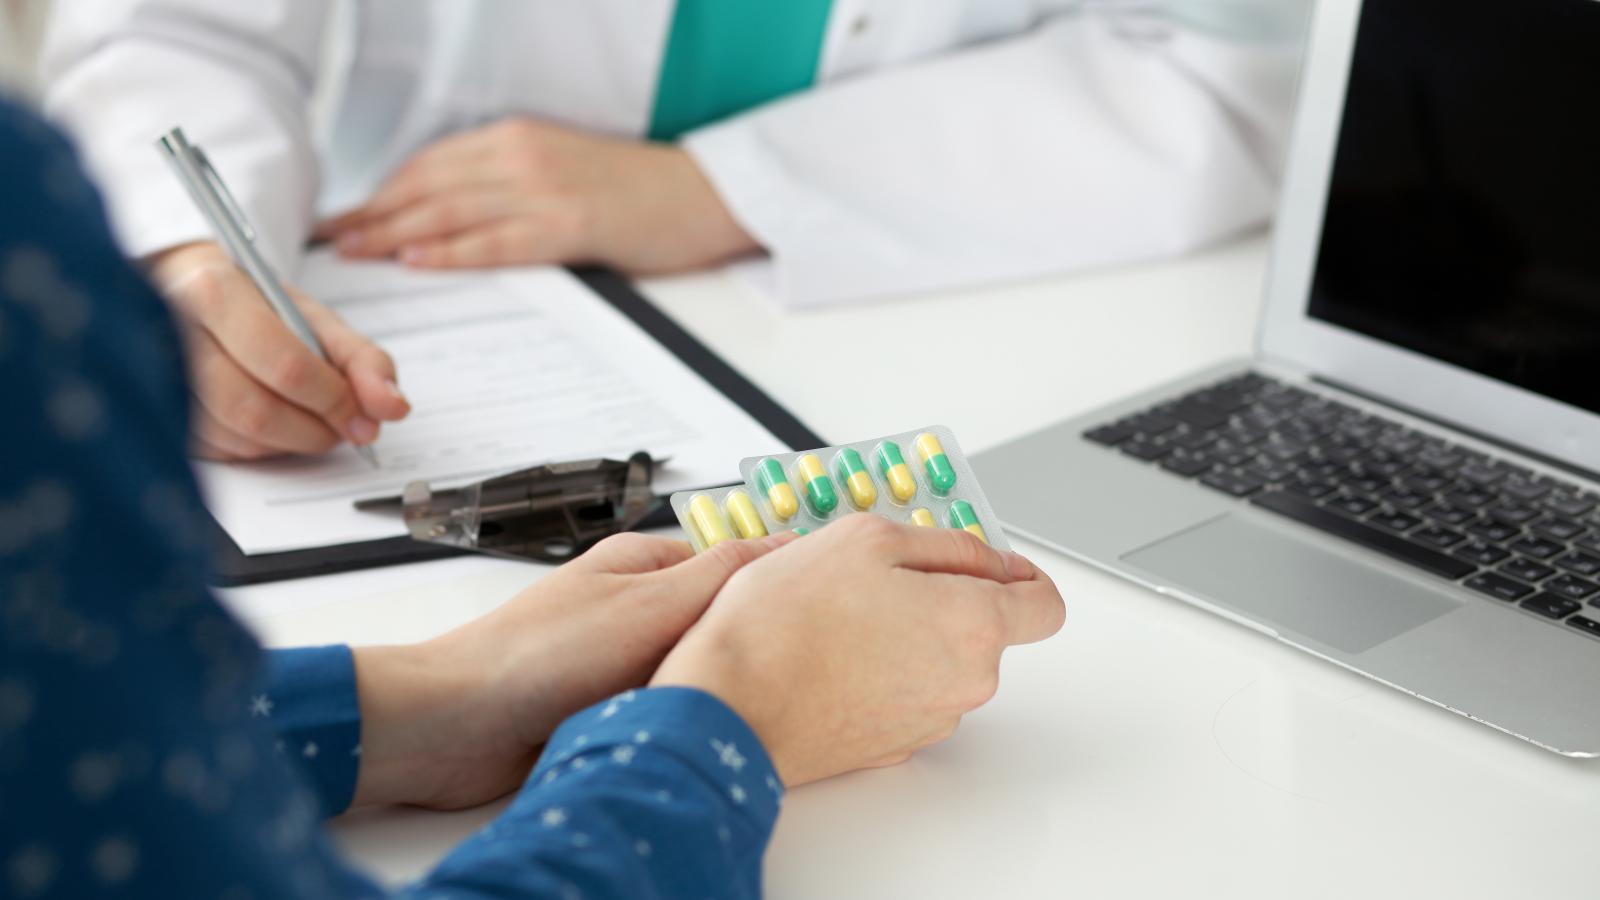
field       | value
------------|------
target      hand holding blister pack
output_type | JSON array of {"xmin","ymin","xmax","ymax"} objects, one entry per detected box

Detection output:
[{"xmin": 671, "ymin": 426, "xmax": 1010, "ymax": 552}]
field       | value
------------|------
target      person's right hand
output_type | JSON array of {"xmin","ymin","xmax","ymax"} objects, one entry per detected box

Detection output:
[
  {"xmin": 148, "ymin": 242, "xmax": 411, "ymax": 460},
  {"xmin": 651, "ymin": 515, "xmax": 1066, "ymax": 787}
]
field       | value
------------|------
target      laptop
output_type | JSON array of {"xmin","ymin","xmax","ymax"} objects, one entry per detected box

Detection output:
[{"xmin": 974, "ymin": 0, "xmax": 1600, "ymax": 757}]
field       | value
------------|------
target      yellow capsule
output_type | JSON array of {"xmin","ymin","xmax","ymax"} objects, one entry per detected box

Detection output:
[
  {"xmin": 724, "ymin": 490, "xmax": 768, "ymax": 539},
  {"xmin": 755, "ymin": 458, "xmax": 800, "ymax": 521},
  {"xmin": 687, "ymin": 494, "xmax": 734, "ymax": 548},
  {"xmin": 909, "ymin": 508, "xmax": 937, "ymax": 528},
  {"xmin": 835, "ymin": 448, "xmax": 878, "ymax": 510}
]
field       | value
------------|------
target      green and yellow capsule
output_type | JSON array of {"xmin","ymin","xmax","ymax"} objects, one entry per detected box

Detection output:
[
  {"xmin": 724, "ymin": 490, "xmax": 768, "ymax": 539},
  {"xmin": 834, "ymin": 447, "xmax": 878, "ymax": 510},
  {"xmin": 949, "ymin": 500, "xmax": 987, "ymax": 544},
  {"xmin": 909, "ymin": 507, "xmax": 937, "ymax": 528},
  {"xmin": 915, "ymin": 432, "xmax": 957, "ymax": 495},
  {"xmin": 755, "ymin": 458, "xmax": 800, "ymax": 521},
  {"xmin": 794, "ymin": 453, "xmax": 839, "ymax": 517},
  {"xmin": 687, "ymin": 494, "xmax": 734, "ymax": 548},
  {"xmin": 874, "ymin": 441, "xmax": 918, "ymax": 504}
]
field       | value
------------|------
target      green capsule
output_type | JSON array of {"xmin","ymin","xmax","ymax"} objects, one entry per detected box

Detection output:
[
  {"xmin": 794, "ymin": 453, "xmax": 838, "ymax": 517},
  {"xmin": 835, "ymin": 447, "xmax": 878, "ymax": 510},
  {"xmin": 875, "ymin": 441, "xmax": 918, "ymax": 503},
  {"xmin": 792, "ymin": 527, "xmax": 811, "ymax": 536},
  {"xmin": 914, "ymin": 432, "xmax": 957, "ymax": 495},
  {"xmin": 755, "ymin": 458, "xmax": 800, "ymax": 521},
  {"xmin": 949, "ymin": 500, "xmax": 987, "ymax": 544}
]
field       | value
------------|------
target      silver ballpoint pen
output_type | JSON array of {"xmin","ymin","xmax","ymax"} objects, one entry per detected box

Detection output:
[{"xmin": 156, "ymin": 126, "xmax": 380, "ymax": 468}]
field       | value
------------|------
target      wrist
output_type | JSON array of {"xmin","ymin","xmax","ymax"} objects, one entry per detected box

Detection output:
[
  {"xmin": 350, "ymin": 641, "xmax": 488, "ymax": 807},
  {"xmin": 594, "ymin": 144, "xmax": 759, "ymax": 272},
  {"xmin": 146, "ymin": 240, "xmax": 226, "ymax": 273},
  {"xmin": 145, "ymin": 241, "xmax": 234, "ymax": 295},
  {"xmin": 651, "ymin": 630, "xmax": 795, "ymax": 783},
  {"xmin": 667, "ymin": 148, "xmax": 761, "ymax": 265}
]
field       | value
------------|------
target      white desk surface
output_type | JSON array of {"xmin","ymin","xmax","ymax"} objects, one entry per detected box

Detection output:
[{"xmin": 228, "ymin": 233, "xmax": 1600, "ymax": 900}]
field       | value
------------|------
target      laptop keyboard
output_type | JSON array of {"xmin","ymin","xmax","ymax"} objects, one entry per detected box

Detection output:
[{"xmin": 1084, "ymin": 372, "xmax": 1600, "ymax": 643}]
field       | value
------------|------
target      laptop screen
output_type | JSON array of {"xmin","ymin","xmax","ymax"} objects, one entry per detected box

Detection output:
[{"xmin": 1308, "ymin": 0, "xmax": 1600, "ymax": 416}]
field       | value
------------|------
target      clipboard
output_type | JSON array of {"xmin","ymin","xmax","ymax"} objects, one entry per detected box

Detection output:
[{"xmin": 207, "ymin": 265, "xmax": 823, "ymax": 586}]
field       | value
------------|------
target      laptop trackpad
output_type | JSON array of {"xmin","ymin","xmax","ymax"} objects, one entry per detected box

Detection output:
[{"xmin": 1121, "ymin": 514, "xmax": 1461, "ymax": 654}]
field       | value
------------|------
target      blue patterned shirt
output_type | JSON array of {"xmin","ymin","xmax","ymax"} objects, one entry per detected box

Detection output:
[{"xmin": 0, "ymin": 99, "xmax": 780, "ymax": 900}]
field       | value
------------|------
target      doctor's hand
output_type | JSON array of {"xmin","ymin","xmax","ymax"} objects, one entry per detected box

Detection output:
[
  {"xmin": 349, "ymin": 531, "xmax": 797, "ymax": 810},
  {"xmin": 653, "ymin": 516, "xmax": 1067, "ymax": 787},
  {"xmin": 318, "ymin": 117, "xmax": 759, "ymax": 274},
  {"xmin": 148, "ymin": 242, "xmax": 410, "ymax": 461}
]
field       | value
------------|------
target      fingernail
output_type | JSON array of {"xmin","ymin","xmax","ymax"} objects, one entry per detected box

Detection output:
[
  {"xmin": 399, "ymin": 246, "xmax": 425, "ymax": 265},
  {"xmin": 337, "ymin": 233, "xmax": 363, "ymax": 254},
  {"xmin": 1002, "ymin": 552, "xmax": 1034, "ymax": 580},
  {"xmin": 383, "ymin": 377, "xmax": 408, "ymax": 403},
  {"xmin": 347, "ymin": 415, "xmax": 379, "ymax": 444}
]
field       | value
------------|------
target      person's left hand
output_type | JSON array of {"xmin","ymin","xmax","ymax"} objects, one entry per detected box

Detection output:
[
  {"xmin": 318, "ymin": 117, "xmax": 759, "ymax": 275},
  {"xmin": 348, "ymin": 531, "xmax": 795, "ymax": 810}
]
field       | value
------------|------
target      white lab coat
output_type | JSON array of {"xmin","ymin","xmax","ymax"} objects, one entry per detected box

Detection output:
[{"xmin": 41, "ymin": 0, "xmax": 1308, "ymax": 307}]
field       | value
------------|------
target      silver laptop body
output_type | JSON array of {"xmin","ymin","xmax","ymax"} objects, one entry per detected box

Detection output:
[{"xmin": 975, "ymin": 0, "xmax": 1600, "ymax": 757}]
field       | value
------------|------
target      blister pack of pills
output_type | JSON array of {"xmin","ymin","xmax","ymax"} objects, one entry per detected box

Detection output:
[{"xmin": 670, "ymin": 426, "xmax": 1010, "ymax": 552}]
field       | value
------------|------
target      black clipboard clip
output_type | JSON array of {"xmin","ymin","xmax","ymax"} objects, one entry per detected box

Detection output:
[{"xmin": 354, "ymin": 452, "xmax": 662, "ymax": 564}]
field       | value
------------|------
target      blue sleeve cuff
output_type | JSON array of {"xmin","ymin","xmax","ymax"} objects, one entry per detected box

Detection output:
[
  {"xmin": 258, "ymin": 645, "xmax": 362, "ymax": 816},
  {"xmin": 403, "ymin": 687, "xmax": 784, "ymax": 900},
  {"xmin": 535, "ymin": 687, "xmax": 784, "ymax": 834}
]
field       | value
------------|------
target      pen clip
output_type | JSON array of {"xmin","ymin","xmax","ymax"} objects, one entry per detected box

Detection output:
[{"xmin": 192, "ymin": 146, "xmax": 258, "ymax": 244}]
